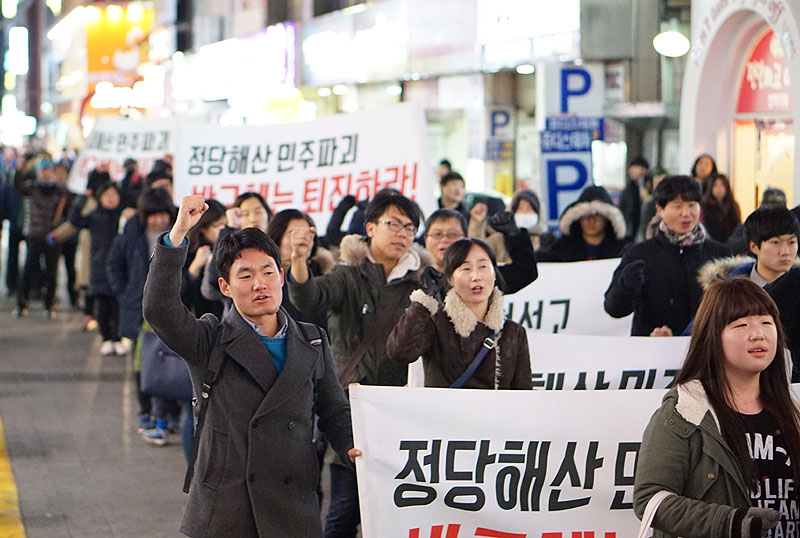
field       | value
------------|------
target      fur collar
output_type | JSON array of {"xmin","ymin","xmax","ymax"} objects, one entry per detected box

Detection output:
[
  {"xmin": 675, "ymin": 380, "xmax": 720, "ymax": 431},
  {"xmin": 559, "ymin": 200, "xmax": 626, "ymax": 239},
  {"xmin": 312, "ymin": 246, "xmax": 335, "ymax": 275},
  {"xmin": 697, "ymin": 256, "xmax": 800, "ymax": 290},
  {"xmin": 443, "ymin": 287, "xmax": 505, "ymax": 337},
  {"xmin": 338, "ymin": 234, "xmax": 435, "ymax": 273}
]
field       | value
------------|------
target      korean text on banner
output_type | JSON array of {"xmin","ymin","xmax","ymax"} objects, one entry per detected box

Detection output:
[
  {"xmin": 408, "ymin": 333, "xmax": 689, "ymax": 389},
  {"xmin": 67, "ymin": 117, "xmax": 176, "ymax": 193},
  {"xmin": 173, "ymin": 102, "xmax": 435, "ymax": 230},
  {"xmin": 505, "ymin": 259, "xmax": 631, "ymax": 335},
  {"xmin": 350, "ymin": 385, "xmax": 665, "ymax": 538}
]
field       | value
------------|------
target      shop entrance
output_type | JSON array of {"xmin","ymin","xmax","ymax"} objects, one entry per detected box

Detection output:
[
  {"xmin": 731, "ymin": 28, "xmax": 794, "ymax": 214},
  {"xmin": 733, "ymin": 118, "xmax": 794, "ymax": 214}
]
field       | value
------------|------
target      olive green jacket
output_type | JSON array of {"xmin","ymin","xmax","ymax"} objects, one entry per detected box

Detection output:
[
  {"xmin": 633, "ymin": 380, "xmax": 750, "ymax": 538},
  {"xmin": 288, "ymin": 234, "xmax": 435, "ymax": 387}
]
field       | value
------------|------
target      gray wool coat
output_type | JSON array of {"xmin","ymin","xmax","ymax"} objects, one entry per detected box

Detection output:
[{"xmin": 143, "ymin": 237, "xmax": 353, "ymax": 538}]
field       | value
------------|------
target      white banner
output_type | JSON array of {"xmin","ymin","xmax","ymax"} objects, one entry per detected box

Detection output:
[
  {"xmin": 528, "ymin": 334, "xmax": 689, "ymax": 391},
  {"xmin": 351, "ymin": 385, "xmax": 663, "ymax": 538},
  {"xmin": 505, "ymin": 259, "xmax": 631, "ymax": 336},
  {"xmin": 408, "ymin": 333, "xmax": 689, "ymax": 389},
  {"xmin": 67, "ymin": 117, "xmax": 176, "ymax": 193},
  {"xmin": 173, "ymin": 102, "xmax": 435, "ymax": 229}
]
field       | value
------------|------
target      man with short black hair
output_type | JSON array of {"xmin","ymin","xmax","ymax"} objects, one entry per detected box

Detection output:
[
  {"xmin": 438, "ymin": 171, "xmax": 469, "ymax": 220},
  {"xmin": 143, "ymin": 195, "xmax": 355, "ymax": 538},
  {"xmin": 288, "ymin": 188, "xmax": 433, "ymax": 538},
  {"xmin": 604, "ymin": 175, "xmax": 730, "ymax": 336},
  {"xmin": 619, "ymin": 156, "xmax": 649, "ymax": 242}
]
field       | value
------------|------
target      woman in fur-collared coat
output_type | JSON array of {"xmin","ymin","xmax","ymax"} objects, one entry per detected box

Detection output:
[{"xmin": 387, "ymin": 238, "xmax": 531, "ymax": 389}]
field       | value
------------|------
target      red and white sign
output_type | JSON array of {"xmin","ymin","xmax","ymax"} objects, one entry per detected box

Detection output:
[
  {"xmin": 737, "ymin": 29, "xmax": 793, "ymax": 114},
  {"xmin": 173, "ymin": 102, "xmax": 435, "ymax": 230}
]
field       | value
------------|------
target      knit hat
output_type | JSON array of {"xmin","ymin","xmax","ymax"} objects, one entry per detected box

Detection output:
[
  {"xmin": 510, "ymin": 189, "xmax": 541, "ymax": 214},
  {"xmin": 558, "ymin": 185, "xmax": 626, "ymax": 238}
]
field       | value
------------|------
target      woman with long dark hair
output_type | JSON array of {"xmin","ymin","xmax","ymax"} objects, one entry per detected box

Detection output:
[
  {"xmin": 634, "ymin": 277, "xmax": 800, "ymax": 538},
  {"xmin": 387, "ymin": 238, "xmax": 531, "ymax": 389},
  {"xmin": 701, "ymin": 174, "xmax": 741, "ymax": 243}
]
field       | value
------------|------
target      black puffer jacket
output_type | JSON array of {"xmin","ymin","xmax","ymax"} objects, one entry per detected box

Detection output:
[{"xmin": 604, "ymin": 233, "xmax": 730, "ymax": 335}]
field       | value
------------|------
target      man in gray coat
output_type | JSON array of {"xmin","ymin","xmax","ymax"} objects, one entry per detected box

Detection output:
[{"xmin": 143, "ymin": 195, "xmax": 357, "ymax": 538}]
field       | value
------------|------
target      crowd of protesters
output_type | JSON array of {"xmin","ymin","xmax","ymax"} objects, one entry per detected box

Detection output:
[{"xmin": 2, "ymin": 147, "xmax": 800, "ymax": 538}]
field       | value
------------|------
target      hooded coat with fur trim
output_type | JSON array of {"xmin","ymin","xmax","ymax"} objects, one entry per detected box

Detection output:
[
  {"xmin": 288, "ymin": 234, "xmax": 436, "ymax": 387},
  {"xmin": 633, "ymin": 381, "xmax": 751, "ymax": 538},
  {"xmin": 386, "ymin": 288, "xmax": 531, "ymax": 389},
  {"xmin": 541, "ymin": 199, "xmax": 627, "ymax": 262}
]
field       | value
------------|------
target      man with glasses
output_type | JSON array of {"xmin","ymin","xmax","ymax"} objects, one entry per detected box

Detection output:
[
  {"xmin": 287, "ymin": 188, "xmax": 434, "ymax": 538},
  {"xmin": 422, "ymin": 208, "xmax": 538, "ymax": 296}
]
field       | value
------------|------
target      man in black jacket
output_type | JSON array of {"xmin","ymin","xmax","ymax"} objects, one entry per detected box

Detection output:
[{"xmin": 604, "ymin": 175, "xmax": 730, "ymax": 336}]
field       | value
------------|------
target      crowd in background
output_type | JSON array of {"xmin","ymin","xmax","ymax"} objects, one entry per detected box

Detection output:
[{"xmin": 2, "ymin": 146, "xmax": 800, "ymax": 537}]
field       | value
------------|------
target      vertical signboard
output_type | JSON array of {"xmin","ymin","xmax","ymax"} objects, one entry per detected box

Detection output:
[{"xmin": 540, "ymin": 63, "xmax": 604, "ymax": 227}]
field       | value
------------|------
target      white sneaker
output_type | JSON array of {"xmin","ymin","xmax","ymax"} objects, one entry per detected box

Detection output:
[
  {"xmin": 113, "ymin": 340, "xmax": 129, "ymax": 356},
  {"xmin": 100, "ymin": 340, "xmax": 114, "ymax": 355}
]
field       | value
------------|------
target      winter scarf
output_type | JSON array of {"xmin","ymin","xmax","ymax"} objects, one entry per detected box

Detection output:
[{"xmin": 659, "ymin": 219, "xmax": 705, "ymax": 247}]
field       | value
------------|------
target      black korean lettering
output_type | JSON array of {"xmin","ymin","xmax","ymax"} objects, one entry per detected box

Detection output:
[
  {"xmin": 156, "ymin": 130, "xmax": 169, "ymax": 151},
  {"xmin": 517, "ymin": 301, "xmax": 542, "ymax": 330},
  {"xmin": 278, "ymin": 143, "xmax": 296, "ymax": 172},
  {"xmin": 574, "ymin": 372, "xmax": 587, "ymax": 390},
  {"xmin": 445, "ymin": 441, "xmax": 475, "ymax": 481},
  {"xmin": 444, "ymin": 486, "xmax": 484, "ymax": 512},
  {"xmin": 142, "ymin": 132, "xmax": 156, "ymax": 151},
  {"xmin": 619, "ymin": 370, "xmax": 645, "ymax": 390},
  {"xmin": 297, "ymin": 141, "xmax": 315, "ymax": 169},
  {"xmin": 207, "ymin": 146, "xmax": 227, "ymax": 175},
  {"xmin": 548, "ymin": 442, "xmax": 591, "ymax": 511},
  {"xmin": 318, "ymin": 138, "xmax": 338, "ymax": 167},
  {"xmin": 395, "ymin": 440, "xmax": 441, "ymax": 483},
  {"xmin": 85, "ymin": 131, "xmax": 100, "ymax": 149},
  {"xmin": 474, "ymin": 440, "xmax": 496, "ymax": 483},
  {"xmin": 645, "ymin": 369, "xmax": 656, "ymax": 389},
  {"xmin": 610, "ymin": 442, "xmax": 640, "ymax": 510},
  {"xmin": 188, "ymin": 146, "xmax": 207, "ymax": 176},
  {"xmin": 594, "ymin": 371, "xmax": 610, "ymax": 390},
  {"xmin": 664, "ymin": 369, "xmax": 678, "ymax": 388},
  {"xmin": 394, "ymin": 483, "xmax": 437, "ymax": 508},
  {"xmin": 520, "ymin": 441, "xmax": 549, "ymax": 511},
  {"xmin": 583, "ymin": 441, "xmax": 603, "ymax": 488},
  {"xmin": 128, "ymin": 132, "xmax": 140, "ymax": 151},
  {"xmin": 496, "ymin": 441, "xmax": 524, "ymax": 510},
  {"xmin": 116, "ymin": 133, "xmax": 128, "ymax": 152},
  {"xmin": 544, "ymin": 373, "xmax": 565, "ymax": 390},
  {"xmin": 251, "ymin": 145, "xmax": 272, "ymax": 174},
  {"xmin": 549, "ymin": 299, "xmax": 570, "ymax": 333},
  {"xmin": 339, "ymin": 134, "xmax": 358, "ymax": 164},
  {"xmin": 228, "ymin": 145, "xmax": 250, "ymax": 174},
  {"xmin": 531, "ymin": 373, "xmax": 545, "ymax": 390}
]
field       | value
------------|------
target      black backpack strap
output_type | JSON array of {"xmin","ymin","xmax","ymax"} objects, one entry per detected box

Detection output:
[
  {"xmin": 183, "ymin": 351, "xmax": 228, "ymax": 494},
  {"xmin": 297, "ymin": 321, "xmax": 324, "ymax": 346}
]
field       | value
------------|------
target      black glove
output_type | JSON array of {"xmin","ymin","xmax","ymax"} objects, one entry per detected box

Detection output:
[
  {"xmin": 419, "ymin": 266, "xmax": 445, "ymax": 299},
  {"xmin": 335, "ymin": 195, "xmax": 357, "ymax": 213},
  {"xmin": 727, "ymin": 507, "xmax": 779, "ymax": 538},
  {"xmin": 621, "ymin": 259, "xmax": 646, "ymax": 292},
  {"xmin": 488, "ymin": 211, "xmax": 521, "ymax": 237}
]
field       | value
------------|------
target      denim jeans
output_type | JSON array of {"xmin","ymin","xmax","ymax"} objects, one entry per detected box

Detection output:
[{"xmin": 324, "ymin": 460, "xmax": 360, "ymax": 538}]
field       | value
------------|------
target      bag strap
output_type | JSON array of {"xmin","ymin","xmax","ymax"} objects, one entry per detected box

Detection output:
[
  {"xmin": 337, "ymin": 286, "xmax": 407, "ymax": 386},
  {"xmin": 183, "ymin": 350, "xmax": 228, "ymax": 494},
  {"xmin": 52, "ymin": 193, "xmax": 67, "ymax": 227},
  {"xmin": 637, "ymin": 490, "xmax": 674, "ymax": 538},
  {"xmin": 450, "ymin": 332, "xmax": 498, "ymax": 389}
]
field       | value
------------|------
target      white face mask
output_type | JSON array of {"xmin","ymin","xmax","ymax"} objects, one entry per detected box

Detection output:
[{"xmin": 514, "ymin": 213, "xmax": 539, "ymax": 231}]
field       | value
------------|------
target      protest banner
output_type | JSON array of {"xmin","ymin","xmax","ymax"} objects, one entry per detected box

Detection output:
[
  {"xmin": 350, "ymin": 385, "xmax": 664, "ymax": 538},
  {"xmin": 67, "ymin": 117, "xmax": 176, "ymax": 193},
  {"xmin": 407, "ymin": 333, "xmax": 689, "ymax": 389},
  {"xmin": 173, "ymin": 102, "xmax": 435, "ymax": 229},
  {"xmin": 505, "ymin": 259, "xmax": 631, "ymax": 336}
]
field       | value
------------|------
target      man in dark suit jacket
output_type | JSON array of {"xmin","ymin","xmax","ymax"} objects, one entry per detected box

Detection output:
[{"xmin": 143, "ymin": 195, "xmax": 357, "ymax": 538}]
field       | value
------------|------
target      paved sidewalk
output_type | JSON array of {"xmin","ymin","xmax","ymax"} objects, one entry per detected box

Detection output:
[{"xmin": 0, "ymin": 294, "xmax": 187, "ymax": 538}]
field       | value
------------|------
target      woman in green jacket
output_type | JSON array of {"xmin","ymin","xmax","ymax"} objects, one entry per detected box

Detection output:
[{"xmin": 634, "ymin": 277, "xmax": 800, "ymax": 538}]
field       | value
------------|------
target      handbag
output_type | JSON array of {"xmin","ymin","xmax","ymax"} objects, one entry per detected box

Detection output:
[{"xmin": 140, "ymin": 328, "xmax": 193, "ymax": 401}]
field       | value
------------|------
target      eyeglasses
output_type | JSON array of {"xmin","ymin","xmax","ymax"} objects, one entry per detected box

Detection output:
[
  {"xmin": 427, "ymin": 231, "xmax": 464, "ymax": 241},
  {"xmin": 378, "ymin": 219, "xmax": 417, "ymax": 235}
]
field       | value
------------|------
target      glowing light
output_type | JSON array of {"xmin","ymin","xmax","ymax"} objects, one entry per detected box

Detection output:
[
  {"xmin": 653, "ymin": 30, "xmax": 690, "ymax": 57},
  {"xmin": 85, "ymin": 5, "xmax": 101, "ymax": 23},
  {"xmin": 106, "ymin": 4, "xmax": 123, "ymax": 22},
  {"xmin": 515, "ymin": 64, "xmax": 535, "ymax": 75},
  {"xmin": 126, "ymin": 2, "xmax": 143, "ymax": 23},
  {"xmin": 386, "ymin": 85, "xmax": 402, "ymax": 96},
  {"xmin": 332, "ymin": 84, "xmax": 349, "ymax": 95},
  {"xmin": 317, "ymin": 87, "xmax": 331, "ymax": 97},
  {"xmin": 2, "ymin": 0, "xmax": 18, "ymax": 19}
]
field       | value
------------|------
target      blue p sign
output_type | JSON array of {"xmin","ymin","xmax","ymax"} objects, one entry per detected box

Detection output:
[
  {"xmin": 560, "ymin": 68, "xmax": 592, "ymax": 114},
  {"xmin": 547, "ymin": 159, "xmax": 589, "ymax": 218},
  {"xmin": 490, "ymin": 109, "xmax": 511, "ymax": 137}
]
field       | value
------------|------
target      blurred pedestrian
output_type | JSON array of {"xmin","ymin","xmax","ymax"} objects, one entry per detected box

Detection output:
[{"xmin": 701, "ymin": 174, "xmax": 741, "ymax": 243}]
